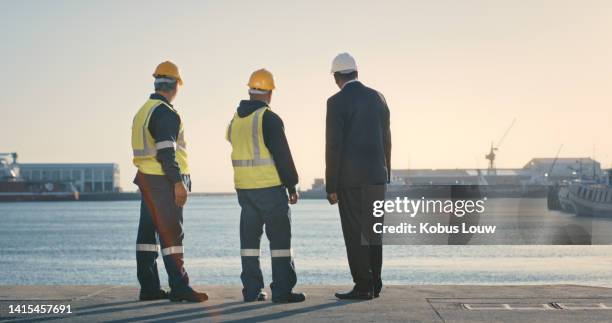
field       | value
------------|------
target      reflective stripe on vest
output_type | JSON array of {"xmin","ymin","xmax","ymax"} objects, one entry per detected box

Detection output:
[{"xmin": 232, "ymin": 159, "xmax": 275, "ymax": 167}]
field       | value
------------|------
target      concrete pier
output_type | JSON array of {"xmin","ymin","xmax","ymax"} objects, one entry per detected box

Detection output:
[{"xmin": 1, "ymin": 285, "xmax": 612, "ymax": 322}]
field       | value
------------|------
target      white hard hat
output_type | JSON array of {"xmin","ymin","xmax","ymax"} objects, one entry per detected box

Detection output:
[{"xmin": 331, "ymin": 52, "xmax": 357, "ymax": 74}]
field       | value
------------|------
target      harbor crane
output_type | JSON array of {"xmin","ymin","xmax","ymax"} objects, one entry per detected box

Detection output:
[
  {"xmin": 485, "ymin": 119, "xmax": 516, "ymax": 174},
  {"xmin": 546, "ymin": 144, "xmax": 564, "ymax": 181}
]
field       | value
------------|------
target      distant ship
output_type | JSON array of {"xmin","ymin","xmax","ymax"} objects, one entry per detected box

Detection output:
[
  {"xmin": 567, "ymin": 182, "xmax": 612, "ymax": 217},
  {"xmin": 548, "ymin": 183, "xmax": 576, "ymax": 213},
  {"xmin": 547, "ymin": 171, "xmax": 612, "ymax": 217},
  {"xmin": 0, "ymin": 153, "xmax": 79, "ymax": 202},
  {"xmin": 301, "ymin": 171, "xmax": 547, "ymax": 200}
]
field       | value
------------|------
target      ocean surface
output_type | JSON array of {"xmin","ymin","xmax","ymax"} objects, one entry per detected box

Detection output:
[{"xmin": 1, "ymin": 196, "xmax": 612, "ymax": 287}]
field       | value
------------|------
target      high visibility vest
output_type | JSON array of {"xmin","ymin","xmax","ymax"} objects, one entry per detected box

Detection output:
[
  {"xmin": 132, "ymin": 99, "xmax": 190, "ymax": 175},
  {"xmin": 227, "ymin": 106, "xmax": 282, "ymax": 189}
]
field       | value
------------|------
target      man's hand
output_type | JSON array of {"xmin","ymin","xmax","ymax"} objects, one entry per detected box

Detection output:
[
  {"xmin": 289, "ymin": 192, "xmax": 299, "ymax": 205},
  {"xmin": 174, "ymin": 182, "xmax": 188, "ymax": 207},
  {"xmin": 327, "ymin": 192, "xmax": 338, "ymax": 205}
]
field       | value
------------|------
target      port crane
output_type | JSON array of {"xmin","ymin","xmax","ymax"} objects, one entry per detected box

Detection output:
[
  {"xmin": 485, "ymin": 119, "xmax": 516, "ymax": 174},
  {"xmin": 546, "ymin": 144, "xmax": 564, "ymax": 181}
]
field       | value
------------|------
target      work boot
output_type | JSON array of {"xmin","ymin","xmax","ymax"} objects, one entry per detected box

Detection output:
[
  {"xmin": 272, "ymin": 292, "xmax": 306, "ymax": 303},
  {"xmin": 139, "ymin": 289, "xmax": 169, "ymax": 301},
  {"xmin": 335, "ymin": 287, "xmax": 373, "ymax": 300},
  {"xmin": 169, "ymin": 288, "xmax": 209, "ymax": 303},
  {"xmin": 374, "ymin": 281, "xmax": 383, "ymax": 298},
  {"xmin": 245, "ymin": 292, "xmax": 267, "ymax": 302}
]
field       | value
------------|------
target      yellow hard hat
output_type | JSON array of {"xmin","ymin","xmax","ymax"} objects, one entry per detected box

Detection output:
[
  {"xmin": 247, "ymin": 69, "xmax": 275, "ymax": 91},
  {"xmin": 153, "ymin": 61, "xmax": 183, "ymax": 86}
]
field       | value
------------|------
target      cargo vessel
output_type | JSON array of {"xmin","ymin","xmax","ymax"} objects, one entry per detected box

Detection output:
[
  {"xmin": 547, "ymin": 171, "xmax": 612, "ymax": 217},
  {"xmin": 0, "ymin": 153, "xmax": 79, "ymax": 202},
  {"xmin": 300, "ymin": 175, "xmax": 547, "ymax": 200}
]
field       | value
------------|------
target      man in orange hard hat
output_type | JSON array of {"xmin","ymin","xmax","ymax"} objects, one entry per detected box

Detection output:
[
  {"xmin": 226, "ymin": 69, "xmax": 305, "ymax": 303},
  {"xmin": 132, "ymin": 60, "xmax": 208, "ymax": 303}
]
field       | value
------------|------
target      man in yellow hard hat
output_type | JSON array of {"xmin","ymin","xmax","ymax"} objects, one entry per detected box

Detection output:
[
  {"xmin": 131, "ymin": 60, "xmax": 208, "ymax": 303},
  {"xmin": 226, "ymin": 69, "xmax": 305, "ymax": 303}
]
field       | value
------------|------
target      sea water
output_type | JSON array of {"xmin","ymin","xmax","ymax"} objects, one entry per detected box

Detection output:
[{"xmin": 1, "ymin": 196, "xmax": 612, "ymax": 287}]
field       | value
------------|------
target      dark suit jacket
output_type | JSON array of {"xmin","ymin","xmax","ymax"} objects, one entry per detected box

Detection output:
[{"xmin": 325, "ymin": 81, "xmax": 391, "ymax": 193}]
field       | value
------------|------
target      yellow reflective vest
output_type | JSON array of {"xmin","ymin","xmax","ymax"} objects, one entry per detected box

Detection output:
[
  {"xmin": 132, "ymin": 99, "xmax": 189, "ymax": 175},
  {"xmin": 227, "ymin": 106, "xmax": 282, "ymax": 189}
]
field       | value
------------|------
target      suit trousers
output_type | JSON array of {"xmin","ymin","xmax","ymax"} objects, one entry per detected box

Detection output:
[{"xmin": 337, "ymin": 184, "xmax": 385, "ymax": 292}]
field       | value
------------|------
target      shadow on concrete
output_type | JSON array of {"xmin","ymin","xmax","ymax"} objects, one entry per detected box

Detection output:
[
  {"xmin": 76, "ymin": 300, "xmax": 141, "ymax": 311},
  {"xmin": 105, "ymin": 301, "xmax": 273, "ymax": 323},
  {"xmin": 221, "ymin": 300, "xmax": 353, "ymax": 323},
  {"xmin": 112, "ymin": 299, "xmax": 353, "ymax": 323},
  {"xmin": 12, "ymin": 300, "xmax": 244, "ymax": 322}
]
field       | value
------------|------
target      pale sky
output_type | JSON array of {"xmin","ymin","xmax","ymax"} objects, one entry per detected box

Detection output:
[{"xmin": 1, "ymin": 1, "xmax": 611, "ymax": 192}]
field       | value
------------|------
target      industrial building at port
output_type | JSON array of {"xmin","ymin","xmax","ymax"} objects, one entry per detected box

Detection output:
[
  {"xmin": 306, "ymin": 158, "xmax": 602, "ymax": 192},
  {"xmin": 18, "ymin": 163, "xmax": 121, "ymax": 193},
  {"xmin": 8, "ymin": 157, "xmax": 604, "ymax": 194}
]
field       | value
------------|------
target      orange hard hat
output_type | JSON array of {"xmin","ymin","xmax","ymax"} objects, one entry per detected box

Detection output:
[
  {"xmin": 153, "ymin": 61, "xmax": 183, "ymax": 85},
  {"xmin": 247, "ymin": 69, "xmax": 275, "ymax": 91}
]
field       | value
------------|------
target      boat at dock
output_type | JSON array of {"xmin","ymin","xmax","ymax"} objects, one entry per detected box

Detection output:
[
  {"xmin": 567, "ymin": 182, "xmax": 612, "ymax": 217},
  {"xmin": 0, "ymin": 153, "xmax": 79, "ymax": 202},
  {"xmin": 547, "ymin": 170, "xmax": 612, "ymax": 217},
  {"xmin": 547, "ymin": 182, "xmax": 575, "ymax": 213}
]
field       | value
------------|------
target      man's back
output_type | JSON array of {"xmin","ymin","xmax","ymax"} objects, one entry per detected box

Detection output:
[{"xmin": 325, "ymin": 81, "xmax": 391, "ymax": 193}]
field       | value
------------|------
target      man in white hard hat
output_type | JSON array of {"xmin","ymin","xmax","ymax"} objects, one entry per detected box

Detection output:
[{"xmin": 325, "ymin": 52, "xmax": 391, "ymax": 300}]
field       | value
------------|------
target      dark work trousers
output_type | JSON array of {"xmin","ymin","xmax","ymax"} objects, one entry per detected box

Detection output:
[
  {"xmin": 337, "ymin": 184, "xmax": 385, "ymax": 292},
  {"xmin": 135, "ymin": 172, "xmax": 190, "ymax": 294},
  {"xmin": 237, "ymin": 186, "xmax": 297, "ymax": 302}
]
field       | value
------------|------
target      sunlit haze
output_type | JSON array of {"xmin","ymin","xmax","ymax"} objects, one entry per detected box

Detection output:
[{"xmin": 2, "ymin": 0, "xmax": 611, "ymax": 192}]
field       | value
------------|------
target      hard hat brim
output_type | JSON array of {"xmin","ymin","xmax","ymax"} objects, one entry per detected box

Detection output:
[
  {"xmin": 153, "ymin": 74, "xmax": 183, "ymax": 86},
  {"xmin": 331, "ymin": 68, "xmax": 357, "ymax": 74}
]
